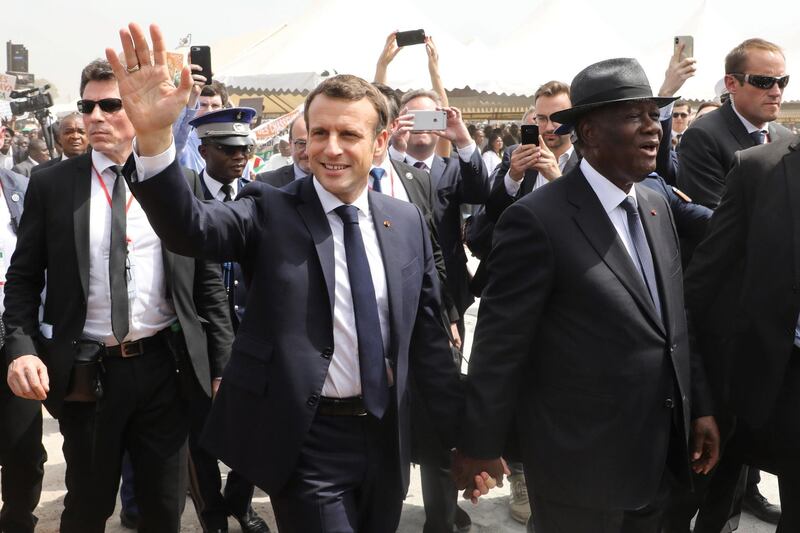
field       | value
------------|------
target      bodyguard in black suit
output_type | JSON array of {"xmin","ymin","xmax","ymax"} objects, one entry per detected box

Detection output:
[
  {"xmin": 108, "ymin": 24, "xmax": 461, "ymax": 533},
  {"xmin": 255, "ymin": 116, "xmax": 309, "ymax": 188},
  {"xmin": 188, "ymin": 108, "xmax": 270, "ymax": 533},
  {"xmin": 0, "ymin": 169, "xmax": 44, "ymax": 533},
  {"xmin": 685, "ymin": 134, "xmax": 800, "ymax": 532},
  {"xmin": 670, "ymin": 38, "xmax": 790, "ymax": 530},
  {"xmin": 455, "ymin": 58, "xmax": 720, "ymax": 533},
  {"xmin": 4, "ymin": 59, "xmax": 232, "ymax": 533}
]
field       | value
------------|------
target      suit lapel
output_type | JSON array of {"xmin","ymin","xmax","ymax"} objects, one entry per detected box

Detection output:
[
  {"xmin": 391, "ymin": 160, "xmax": 423, "ymax": 206},
  {"xmin": 568, "ymin": 171, "xmax": 665, "ymax": 334},
  {"xmin": 73, "ymin": 155, "xmax": 92, "ymax": 301},
  {"xmin": 637, "ymin": 188, "xmax": 672, "ymax": 334},
  {"xmin": 783, "ymin": 139, "xmax": 800, "ymax": 287},
  {"xmin": 295, "ymin": 177, "xmax": 335, "ymax": 314},
  {"xmin": 430, "ymin": 156, "xmax": 446, "ymax": 190},
  {"xmin": 722, "ymin": 101, "xmax": 756, "ymax": 149},
  {"xmin": 369, "ymin": 192, "xmax": 402, "ymax": 359},
  {"xmin": 0, "ymin": 172, "xmax": 24, "ymax": 230}
]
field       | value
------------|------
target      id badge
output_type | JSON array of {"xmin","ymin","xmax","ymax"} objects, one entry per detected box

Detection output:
[{"xmin": 126, "ymin": 239, "xmax": 137, "ymax": 301}]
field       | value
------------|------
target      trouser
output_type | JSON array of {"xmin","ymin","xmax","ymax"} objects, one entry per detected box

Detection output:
[
  {"xmin": 186, "ymin": 369, "xmax": 257, "ymax": 530},
  {"xmin": 0, "ymin": 384, "xmax": 45, "ymax": 533},
  {"xmin": 58, "ymin": 346, "xmax": 189, "ymax": 533},
  {"xmin": 270, "ymin": 408, "xmax": 403, "ymax": 533}
]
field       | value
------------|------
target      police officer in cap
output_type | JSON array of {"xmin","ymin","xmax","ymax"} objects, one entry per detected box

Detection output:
[{"xmin": 187, "ymin": 107, "xmax": 271, "ymax": 533}]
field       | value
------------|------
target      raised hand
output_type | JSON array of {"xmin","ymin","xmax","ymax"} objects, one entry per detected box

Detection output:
[
  {"xmin": 659, "ymin": 42, "xmax": 697, "ymax": 97},
  {"xmin": 374, "ymin": 31, "xmax": 402, "ymax": 84},
  {"xmin": 105, "ymin": 23, "xmax": 193, "ymax": 155},
  {"xmin": 432, "ymin": 106, "xmax": 472, "ymax": 149}
]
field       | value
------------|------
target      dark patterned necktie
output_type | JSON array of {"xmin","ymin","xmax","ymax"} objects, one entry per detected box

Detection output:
[
  {"xmin": 109, "ymin": 165, "xmax": 129, "ymax": 343},
  {"xmin": 222, "ymin": 183, "xmax": 234, "ymax": 202},
  {"xmin": 413, "ymin": 161, "xmax": 429, "ymax": 172},
  {"xmin": 619, "ymin": 197, "xmax": 662, "ymax": 321},
  {"xmin": 333, "ymin": 204, "xmax": 389, "ymax": 418}
]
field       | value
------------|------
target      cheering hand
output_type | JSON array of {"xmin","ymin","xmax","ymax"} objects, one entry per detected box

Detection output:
[{"xmin": 105, "ymin": 23, "xmax": 192, "ymax": 156}]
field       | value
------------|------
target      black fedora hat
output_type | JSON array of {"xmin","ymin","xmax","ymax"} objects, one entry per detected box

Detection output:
[{"xmin": 552, "ymin": 58, "xmax": 678, "ymax": 134}]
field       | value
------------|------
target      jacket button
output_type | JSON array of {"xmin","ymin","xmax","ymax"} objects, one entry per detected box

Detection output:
[
  {"xmin": 664, "ymin": 398, "xmax": 675, "ymax": 408},
  {"xmin": 234, "ymin": 280, "xmax": 239, "ymax": 286},
  {"xmin": 306, "ymin": 395, "xmax": 319, "ymax": 406}
]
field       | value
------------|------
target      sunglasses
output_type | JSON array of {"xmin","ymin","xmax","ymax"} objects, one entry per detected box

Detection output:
[
  {"xmin": 731, "ymin": 73, "xmax": 790, "ymax": 90},
  {"xmin": 77, "ymin": 98, "xmax": 124, "ymax": 114},
  {"xmin": 208, "ymin": 143, "xmax": 255, "ymax": 156},
  {"xmin": 672, "ymin": 112, "xmax": 689, "ymax": 119}
]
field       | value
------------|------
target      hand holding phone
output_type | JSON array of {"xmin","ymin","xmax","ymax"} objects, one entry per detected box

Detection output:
[
  {"xmin": 674, "ymin": 36, "xmax": 694, "ymax": 60},
  {"xmin": 396, "ymin": 29, "xmax": 426, "ymax": 47},
  {"xmin": 189, "ymin": 46, "xmax": 212, "ymax": 85},
  {"xmin": 520, "ymin": 124, "xmax": 540, "ymax": 146}
]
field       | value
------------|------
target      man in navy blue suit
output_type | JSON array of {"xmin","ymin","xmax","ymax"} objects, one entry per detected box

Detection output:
[{"xmin": 109, "ymin": 23, "xmax": 463, "ymax": 533}]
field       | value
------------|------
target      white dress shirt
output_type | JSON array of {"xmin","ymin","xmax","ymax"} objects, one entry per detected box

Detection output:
[
  {"xmin": 370, "ymin": 155, "xmax": 410, "ymax": 203},
  {"xmin": 83, "ymin": 149, "xmax": 176, "ymax": 346},
  {"xmin": 504, "ymin": 145, "xmax": 575, "ymax": 197},
  {"xmin": 580, "ymin": 158, "xmax": 644, "ymax": 277},
  {"xmin": 202, "ymin": 170, "xmax": 243, "ymax": 202},
  {"xmin": 731, "ymin": 101, "xmax": 770, "ymax": 138},
  {"xmin": 133, "ymin": 139, "xmax": 392, "ymax": 397}
]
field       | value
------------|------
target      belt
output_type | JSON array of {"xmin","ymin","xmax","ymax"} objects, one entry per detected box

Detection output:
[
  {"xmin": 104, "ymin": 330, "xmax": 168, "ymax": 358},
  {"xmin": 317, "ymin": 396, "xmax": 368, "ymax": 417}
]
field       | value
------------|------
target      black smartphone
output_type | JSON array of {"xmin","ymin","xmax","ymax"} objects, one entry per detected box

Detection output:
[
  {"xmin": 189, "ymin": 45, "xmax": 213, "ymax": 85},
  {"xmin": 520, "ymin": 124, "xmax": 539, "ymax": 146},
  {"xmin": 396, "ymin": 29, "xmax": 426, "ymax": 47}
]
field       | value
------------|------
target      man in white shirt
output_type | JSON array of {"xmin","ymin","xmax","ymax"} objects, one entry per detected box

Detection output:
[{"xmin": 4, "ymin": 58, "xmax": 233, "ymax": 533}]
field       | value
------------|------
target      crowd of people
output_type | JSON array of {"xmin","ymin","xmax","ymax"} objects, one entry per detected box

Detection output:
[{"xmin": 0, "ymin": 21, "xmax": 798, "ymax": 533}]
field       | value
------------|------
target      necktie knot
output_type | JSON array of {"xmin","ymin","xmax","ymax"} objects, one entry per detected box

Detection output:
[
  {"xmin": 334, "ymin": 204, "xmax": 359, "ymax": 225},
  {"xmin": 221, "ymin": 184, "xmax": 234, "ymax": 202},
  {"xmin": 413, "ymin": 161, "xmax": 429, "ymax": 171},
  {"xmin": 750, "ymin": 130, "xmax": 767, "ymax": 145},
  {"xmin": 620, "ymin": 196, "xmax": 639, "ymax": 217},
  {"xmin": 369, "ymin": 167, "xmax": 386, "ymax": 193},
  {"xmin": 111, "ymin": 165, "xmax": 124, "ymax": 179}
]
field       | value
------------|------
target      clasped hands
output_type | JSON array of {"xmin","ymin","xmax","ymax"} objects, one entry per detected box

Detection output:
[{"xmin": 451, "ymin": 450, "xmax": 510, "ymax": 504}]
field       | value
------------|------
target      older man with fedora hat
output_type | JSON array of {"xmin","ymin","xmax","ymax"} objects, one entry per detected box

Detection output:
[{"xmin": 454, "ymin": 58, "xmax": 720, "ymax": 532}]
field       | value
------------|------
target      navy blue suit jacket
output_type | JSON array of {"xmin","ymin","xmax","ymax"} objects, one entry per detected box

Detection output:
[{"xmin": 128, "ymin": 162, "xmax": 462, "ymax": 496}]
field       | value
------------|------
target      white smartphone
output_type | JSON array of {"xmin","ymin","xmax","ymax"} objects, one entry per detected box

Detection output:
[
  {"xmin": 411, "ymin": 110, "xmax": 447, "ymax": 131},
  {"xmin": 674, "ymin": 35, "xmax": 694, "ymax": 60}
]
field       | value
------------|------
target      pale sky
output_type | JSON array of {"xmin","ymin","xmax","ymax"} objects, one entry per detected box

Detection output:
[{"xmin": 3, "ymin": 0, "xmax": 799, "ymax": 106}]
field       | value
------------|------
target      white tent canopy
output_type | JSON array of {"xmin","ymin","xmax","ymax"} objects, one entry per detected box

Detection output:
[{"xmin": 213, "ymin": 0, "xmax": 799, "ymax": 101}]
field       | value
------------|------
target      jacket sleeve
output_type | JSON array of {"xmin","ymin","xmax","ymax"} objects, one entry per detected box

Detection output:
[{"xmin": 457, "ymin": 147, "xmax": 490, "ymax": 205}]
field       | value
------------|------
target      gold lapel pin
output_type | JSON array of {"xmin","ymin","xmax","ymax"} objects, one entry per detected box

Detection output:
[
  {"xmin": 383, "ymin": 220, "xmax": 392, "ymax": 228},
  {"xmin": 650, "ymin": 209, "xmax": 657, "ymax": 216}
]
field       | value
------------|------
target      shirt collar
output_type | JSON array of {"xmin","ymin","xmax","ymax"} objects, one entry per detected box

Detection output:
[
  {"xmin": 558, "ymin": 146, "xmax": 575, "ymax": 170},
  {"xmin": 91, "ymin": 150, "xmax": 121, "ymax": 175},
  {"xmin": 580, "ymin": 158, "xmax": 637, "ymax": 215},
  {"xmin": 404, "ymin": 152, "xmax": 435, "ymax": 170},
  {"xmin": 731, "ymin": 101, "xmax": 767, "ymax": 133},
  {"xmin": 293, "ymin": 163, "xmax": 309, "ymax": 180},
  {"xmin": 313, "ymin": 177, "xmax": 371, "ymax": 219},
  {"xmin": 202, "ymin": 169, "xmax": 239, "ymax": 200}
]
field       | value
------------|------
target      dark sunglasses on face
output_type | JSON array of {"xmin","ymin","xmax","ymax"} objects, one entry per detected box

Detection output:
[
  {"xmin": 77, "ymin": 98, "xmax": 124, "ymax": 114},
  {"xmin": 672, "ymin": 112, "xmax": 689, "ymax": 119},
  {"xmin": 731, "ymin": 73, "xmax": 790, "ymax": 90},
  {"xmin": 209, "ymin": 143, "xmax": 255, "ymax": 156}
]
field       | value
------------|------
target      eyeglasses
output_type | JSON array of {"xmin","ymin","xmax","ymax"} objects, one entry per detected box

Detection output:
[
  {"xmin": 534, "ymin": 115, "xmax": 555, "ymax": 126},
  {"xmin": 672, "ymin": 112, "xmax": 689, "ymax": 119},
  {"xmin": 730, "ymin": 73, "xmax": 790, "ymax": 90},
  {"xmin": 292, "ymin": 139, "xmax": 307, "ymax": 149},
  {"xmin": 77, "ymin": 98, "xmax": 124, "ymax": 114},
  {"xmin": 208, "ymin": 143, "xmax": 255, "ymax": 156}
]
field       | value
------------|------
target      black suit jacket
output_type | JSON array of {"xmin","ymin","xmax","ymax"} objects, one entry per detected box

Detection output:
[
  {"xmin": 2, "ymin": 153, "xmax": 233, "ymax": 418},
  {"xmin": 11, "ymin": 159, "xmax": 36, "ymax": 178},
  {"xmin": 677, "ymin": 100, "xmax": 792, "ymax": 208},
  {"xmin": 31, "ymin": 156, "xmax": 66, "ymax": 175},
  {"xmin": 127, "ymin": 163, "xmax": 462, "ymax": 496},
  {"xmin": 0, "ymin": 169, "xmax": 35, "ymax": 453},
  {"xmin": 255, "ymin": 163, "xmax": 296, "ymax": 188},
  {"xmin": 686, "ymin": 134, "xmax": 800, "ymax": 429},
  {"xmin": 485, "ymin": 144, "xmax": 579, "ymax": 223},
  {"xmin": 428, "ymin": 148, "xmax": 489, "ymax": 316},
  {"xmin": 462, "ymin": 167, "xmax": 712, "ymax": 509}
]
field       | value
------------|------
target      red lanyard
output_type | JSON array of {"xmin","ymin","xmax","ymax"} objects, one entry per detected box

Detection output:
[{"xmin": 92, "ymin": 164, "xmax": 135, "ymax": 213}]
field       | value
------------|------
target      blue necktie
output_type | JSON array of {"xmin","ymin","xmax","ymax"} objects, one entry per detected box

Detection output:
[
  {"xmin": 620, "ymin": 197, "xmax": 662, "ymax": 321},
  {"xmin": 750, "ymin": 130, "xmax": 767, "ymax": 145},
  {"xmin": 370, "ymin": 167, "xmax": 386, "ymax": 193},
  {"xmin": 333, "ymin": 205, "xmax": 389, "ymax": 418}
]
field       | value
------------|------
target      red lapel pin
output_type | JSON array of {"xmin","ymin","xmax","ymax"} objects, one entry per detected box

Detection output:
[{"xmin": 383, "ymin": 220, "xmax": 391, "ymax": 228}]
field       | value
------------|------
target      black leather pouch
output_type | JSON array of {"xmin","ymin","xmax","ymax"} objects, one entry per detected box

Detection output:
[{"xmin": 64, "ymin": 340, "xmax": 104, "ymax": 402}]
